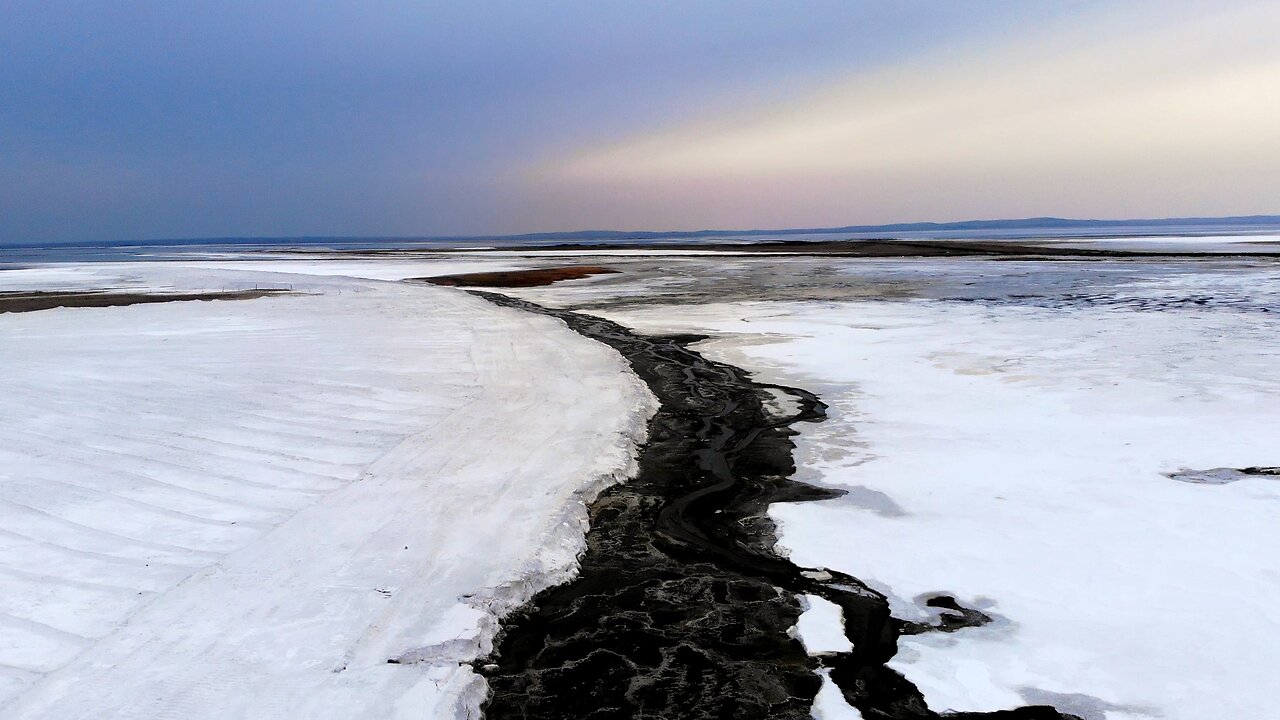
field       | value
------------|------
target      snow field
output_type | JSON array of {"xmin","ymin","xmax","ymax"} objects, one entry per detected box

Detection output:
[
  {"xmin": 597, "ymin": 276, "xmax": 1280, "ymax": 720},
  {"xmin": 0, "ymin": 264, "xmax": 655, "ymax": 718}
]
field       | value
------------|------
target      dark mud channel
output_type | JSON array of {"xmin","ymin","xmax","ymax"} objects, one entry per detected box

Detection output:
[
  {"xmin": 418, "ymin": 266, "xmax": 619, "ymax": 288},
  {"xmin": 473, "ymin": 292, "xmax": 1077, "ymax": 720}
]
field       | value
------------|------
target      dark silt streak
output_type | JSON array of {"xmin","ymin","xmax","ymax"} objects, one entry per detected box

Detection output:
[
  {"xmin": 469, "ymin": 291, "xmax": 1079, "ymax": 720},
  {"xmin": 0, "ymin": 289, "xmax": 289, "ymax": 314},
  {"xmin": 416, "ymin": 265, "xmax": 621, "ymax": 288}
]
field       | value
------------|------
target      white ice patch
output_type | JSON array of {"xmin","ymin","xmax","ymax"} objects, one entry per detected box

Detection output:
[
  {"xmin": 792, "ymin": 594, "xmax": 852, "ymax": 655},
  {"xmin": 811, "ymin": 669, "xmax": 863, "ymax": 719},
  {"xmin": 0, "ymin": 262, "xmax": 657, "ymax": 719},
  {"xmin": 593, "ymin": 266, "xmax": 1280, "ymax": 720}
]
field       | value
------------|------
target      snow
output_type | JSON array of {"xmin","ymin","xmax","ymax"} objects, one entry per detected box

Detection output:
[
  {"xmin": 0, "ymin": 257, "xmax": 526, "ymax": 291},
  {"xmin": 1042, "ymin": 233, "xmax": 1280, "ymax": 253},
  {"xmin": 8, "ymin": 250, "xmax": 1278, "ymax": 719},
  {"xmin": 566, "ymin": 260, "xmax": 1280, "ymax": 720},
  {"xmin": 792, "ymin": 595, "xmax": 853, "ymax": 656},
  {"xmin": 811, "ymin": 670, "xmax": 863, "ymax": 720},
  {"xmin": 1074, "ymin": 233, "xmax": 1280, "ymax": 244},
  {"xmin": 171, "ymin": 257, "xmax": 531, "ymax": 281},
  {"xmin": 0, "ymin": 263, "xmax": 656, "ymax": 718}
]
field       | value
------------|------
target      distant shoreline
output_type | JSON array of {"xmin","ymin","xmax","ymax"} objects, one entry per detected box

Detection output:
[
  {"xmin": 326, "ymin": 237, "xmax": 1280, "ymax": 261},
  {"xmin": 6, "ymin": 214, "xmax": 1280, "ymax": 252}
]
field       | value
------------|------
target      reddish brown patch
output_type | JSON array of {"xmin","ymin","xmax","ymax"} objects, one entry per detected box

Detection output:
[{"xmin": 417, "ymin": 266, "xmax": 620, "ymax": 288}]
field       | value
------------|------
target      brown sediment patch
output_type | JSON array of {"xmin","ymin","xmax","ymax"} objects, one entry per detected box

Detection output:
[
  {"xmin": 0, "ymin": 289, "xmax": 288, "ymax": 314},
  {"xmin": 414, "ymin": 265, "xmax": 620, "ymax": 288}
]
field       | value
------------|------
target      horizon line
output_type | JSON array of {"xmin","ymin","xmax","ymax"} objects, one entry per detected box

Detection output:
[{"xmin": 6, "ymin": 213, "xmax": 1280, "ymax": 250}]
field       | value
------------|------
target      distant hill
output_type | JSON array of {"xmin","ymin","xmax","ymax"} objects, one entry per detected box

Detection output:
[
  {"xmin": 817, "ymin": 215, "xmax": 1280, "ymax": 233},
  {"xmin": 478, "ymin": 215, "xmax": 1280, "ymax": 242},
  {"xmin": 8, "ymin": 214, "xmax": 1280, "ymax": 249}
]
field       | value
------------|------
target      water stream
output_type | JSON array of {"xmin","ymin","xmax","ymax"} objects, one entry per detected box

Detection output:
[{"xmin": 473, "ymin": 292, "xmax": 1076, "ymax": 720}]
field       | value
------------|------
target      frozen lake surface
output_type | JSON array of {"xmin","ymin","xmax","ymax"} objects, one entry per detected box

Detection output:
[
  {"xmin": 504, "ymin": 252, "xmax": 1280, "ymax": 720},
  {"xmin": 3, "ymin": 250, "xmax": 1277, "ymax": 719}
]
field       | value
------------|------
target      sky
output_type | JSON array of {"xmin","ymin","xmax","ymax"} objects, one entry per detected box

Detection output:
[{"xmin": 2, "ymin": 0, "xmax": 1278, "ymax": 244}]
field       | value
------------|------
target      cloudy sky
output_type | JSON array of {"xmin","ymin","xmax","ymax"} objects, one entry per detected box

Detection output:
[{"xmin": 2, "ymin": 1, "xmax": 1277, "ymax": 243}]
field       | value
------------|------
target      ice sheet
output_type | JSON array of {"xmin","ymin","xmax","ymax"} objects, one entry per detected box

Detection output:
[
  {"xmin": 0, "ymin": 263, "xmax": 656, "ymax": 718},
  {"xmin": 793, "ymin": 594, "xmax": 853, "ymax": 655},
  {"xmin": 585, "ymin": 263, "xmax": 1280, "ymax": 720}
]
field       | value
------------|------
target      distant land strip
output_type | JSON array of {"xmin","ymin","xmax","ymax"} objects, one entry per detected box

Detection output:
[
  {"xmin": 0, "ymin": 289, "xmax": 288, "ymax": 314},
  {"xmin": 368, "ymin": 238, "xmax": 1280, "ymax": 260},
  {"xmin": 415, "ymin": 266, "xmax": 619, "ymax": 288},
  {"xmin": 7, "ymin": 214, "xmax": 1280, "ymax": 250}
]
